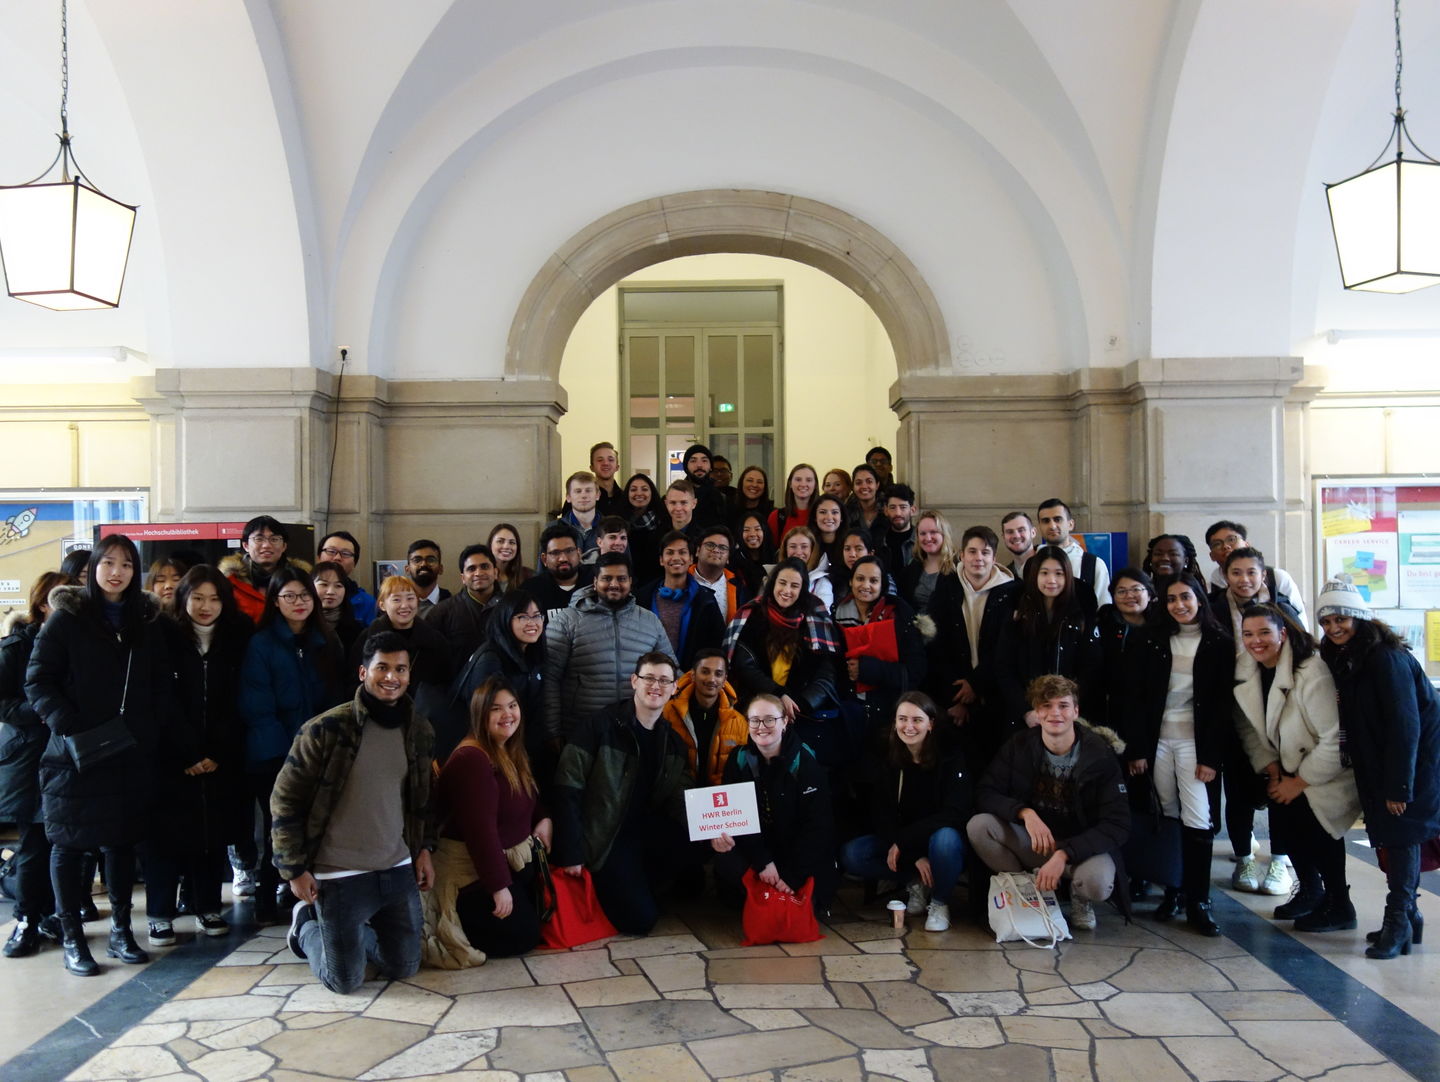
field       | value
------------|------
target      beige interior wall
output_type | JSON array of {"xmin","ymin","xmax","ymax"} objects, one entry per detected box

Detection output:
[
  {"xmin": 556, "ymin": 253, "xmax": 899, "ymax": 503},
  {"xmin": 0, "ymin": 384, "xmax": 153, "ymax": 491}
]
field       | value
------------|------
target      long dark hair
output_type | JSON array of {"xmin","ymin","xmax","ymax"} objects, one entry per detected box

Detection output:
[
  {"xmin": 736, "ymin": 512, "xmax": 777, "ymax": 563},
  {"xmin": 84, "ymin": 534, "xmax": 147, "ymax": 634},
  {"xmin": 173, "ymin": 565, "xmax": 249, "ymax": 646},
  {"xmin": 1241, "ymin": 602, "xmax": 1315, "ymax": 666},
  {"xmin": 1152, "ymin": 573, "xmax": 1223, "ymax": 635},
  {"xmin": 487, "ymin": 589, "xmax": 545, "ymax": 664},
  {"xmin": 758, "ymin": 557, "xmax": 810, "ymax": 663},
  {"xmin": 888, "ymin": 691, "xmax": 940, "ymax": 770},
  {"xmin": 467, "ymin": 677, "xmax": 537, "ymax": 798},
  {"xmin": 623, "ymin": 472, "xmax": 662, "ymax": 515},
  {"xmin": 259, "ymin": 566, "xmax": 328, "ymax": 638},
  {"xmin": 1016, "ymin": 544, "xmax": 1082, "ymax": 638}
]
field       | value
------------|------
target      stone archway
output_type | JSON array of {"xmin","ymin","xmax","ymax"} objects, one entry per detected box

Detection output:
[{"xmin": 504, "ymin": 189, "xmax": 951, "ymax": 384}]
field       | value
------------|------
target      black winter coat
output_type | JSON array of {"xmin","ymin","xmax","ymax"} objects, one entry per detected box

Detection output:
[
  {"xmin": 731, "ymin": 617, "xmax": 839, "ymax": 717},
  {"xmin": 25, "ymin": 587, "xmax": 176, "ymax": 849},
  {"xmin": 927, "ymin": 575, "xmax": 1019, "ymax": 713},
  {"xmin": 995, "ymin": 609, "xmax": 1103, "ymax": 729},
  {"xmin": 1327, "ymin": 640, "xmax": 1440, "ymax": 847},
  {"xmin": 160, "ymin": 615, "xmax": 253, "ymax": 853},
  {"xmin": 721, "ymin": 728, "xmax": 834, "ymax": 890},
  {"xmin": 1121, "ymin": 622, "xmax": 1234, "ymax": 770},
  {"xmin": 864, "ymin": 751, "xmax": 973, "ymax": 867},
  {"xmin": 0, "ymin": 617, "xmax": 45, "ymax": 823}
]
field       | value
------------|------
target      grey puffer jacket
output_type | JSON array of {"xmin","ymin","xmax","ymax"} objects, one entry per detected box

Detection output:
[{"xmin": 542, "ymin": 587, "xmax": 671, "ymax": 742}]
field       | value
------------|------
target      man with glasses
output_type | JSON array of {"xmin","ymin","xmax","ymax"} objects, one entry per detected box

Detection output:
[
  {"xmin": 426, "ymin": 544, "xmax": 501, "ymax": 667},
  {"xmin": 223, "ymin": 516, "xmax": 303, "ymax": 623},
  {"xmin": 554, "ymin": 652, "xmax": 693, "ymax": 935},
  {"xmin": 1203, "ymin": 520, "xmax": 1307, "ymax": 626},
  {"xmin": 524, "ymin": 523, "xmax": 595, "ymax": 618},
  {"xmin": 318, "ymin": 531, "xmax": 376, "ymax": 625},
  {"xmin": 691, "ymin": 524, "xmax": 749, "ymax": 623},
  {"xmin": 542, "ymin": 552, "xmax": 670, "ymax": 746},
  {"xmin": 405, "ymin": 539, "xmax": 450, "ymax": 611},
  {"xmin": 636, "ymin": 531, "xmax": 725, "ymax": 669}
]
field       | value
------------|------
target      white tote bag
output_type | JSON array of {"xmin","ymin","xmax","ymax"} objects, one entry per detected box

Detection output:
[{"xmin": 987, "ymin": 871, "xmax": 1072, "ymax": 948}]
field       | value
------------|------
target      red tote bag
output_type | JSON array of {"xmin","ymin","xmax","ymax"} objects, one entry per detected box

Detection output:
[
  {"xmin": 740, "ymin": 868, "xmax": 823, "ymax": 946},
  {"xmin": 541, "ymin": 868, "xmax": 618, "ymax": 949},
  {"xmin": 842, "ymin": 620, "xmax": 899, "ymax": 693}
]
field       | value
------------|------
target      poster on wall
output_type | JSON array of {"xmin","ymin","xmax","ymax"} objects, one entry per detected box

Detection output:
[
  {"xmin": 0, "ymin": 491, "xmax": 149, "ymax": 611},
  {"xmin": 1399, "ymin": 510, "xmax": 1440, "ymax": 610},
  {"xmin": 1323, "ymin": 532, "xmax": 1399, "ymax": 608}
]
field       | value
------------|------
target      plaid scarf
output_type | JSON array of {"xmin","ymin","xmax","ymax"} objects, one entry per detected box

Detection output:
[{"xmin": 723, "ymin": 597, "xmax": 842, "ymax": 660}]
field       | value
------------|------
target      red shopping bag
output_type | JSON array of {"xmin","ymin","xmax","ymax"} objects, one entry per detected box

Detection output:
[
  {"xmin": 540, "ymin": 868, "xmax": 618, "ymax": 949},
  {"xmin": 842, "ymin": 620, "xmax": 898, "ymax": 693},
  {"xmin": 740, "ymin": 868, "xmax": 823, "ymax": 946}
]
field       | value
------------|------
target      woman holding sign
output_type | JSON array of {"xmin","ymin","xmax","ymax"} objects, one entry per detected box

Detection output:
[{"xmin": 711, "ymin": 693, "xmax": 837, "ymax": 915}]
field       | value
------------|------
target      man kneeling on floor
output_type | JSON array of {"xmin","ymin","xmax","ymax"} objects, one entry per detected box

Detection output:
[
  {"xmin": 272, "ymin": 630, "xmax": 436, "ymax": 993},
  {"xmin": 966, "ymin": 674, "xmax": 1131, "ymax": 930}
]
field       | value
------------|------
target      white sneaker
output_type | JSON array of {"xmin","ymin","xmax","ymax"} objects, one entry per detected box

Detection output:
[
  {"xmin": 1070, "ymin": 897, "xmax": 1097, "ymax": 931},
  {"xmin": 1231, "ymin": 855, "xmax": 1262, "ymax": 892},
  {"xmin": 905, "ymin": 881, "xmax": 928, "ymax": 916},
  {"xmin": 924, "ymin": 901, "xmax": 951, "ymax": 932},
  {"xmin": 147, "ymin": 920, "xmax": 176, "ymax": 947},
  {"xmin": 1259, "ymin": 858, "xmax": 1294, "ymax": 897}
]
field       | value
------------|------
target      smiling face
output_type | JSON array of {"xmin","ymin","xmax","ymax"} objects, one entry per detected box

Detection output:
[
  {"xmin": 1149, "ymin": 538, "xmax": 1188, "ymax": 577},
  {"xmin": 692, "ymin": 653, "xmax": 727, "ymax": 709},
  {"xmin": 851, "ymin": 562, "xmax": 883, "ymax": 605},
  {"xmin": 685, "ymin": 450, "xmax": 710, "ymax": 479},
  {"xmin": 1035, "ymin": 694, "xmax": 1079, "ymax": 741},
  {"xmin": 1320, "ymin": 613, "xmax": 1356, "ymax": 647},
  {"xmin": 632, "ymin": 661, "xmax": 677, "ymax": 712},
  {"xmin": 95, "ymin": 545, "xmax": 134, "ymax": 604},
  {"xmin": 961, "ymin": 535, "xmax": 995, "ymax": 584},
  {"xmin": 628, "ymin": 478, "xmax": 653, "ymax": 510},
  {"xmin": 186, "ymin": 582, "xmax": 222, "ymax": 627},
  {"xmin": 771, "ymin": 567, "xmax": 804, "ymax": 610},
  {"xmin": 789, "ymin": 467, "xmax": 817, "ymax": 504},
  {"xmin": 740, "ymin": 469, "xmax": 767, "ymax": 501},
  {"xmin": 1227, "ymin": 557, "xmax": 1264, "ymax": 600},
  {"xmin": 740, "ymin": 517, "xmax": 765, "ymax": 552},
  {"xmin": 1003, "ymin": 516, "xmax": 1035, "ymax": 556},
  {"xmin": 894, "ymin": 701, "xmax": 932, "ymax": 753},
  {"xmin": 661, "ymin": 538, "xmax": 692, "ymax": 581},
  {"xmin": 784, "ymin": 534, "xmax": 813, "ymax": 564},
  {"xmin": 1036, "ymin": 557, "xmax": 1067, "ymax": 598},
  {"xmin": 813, "ymin": 499, "xmax": 845, "ymax": 539},
  {"xmin": 361, "ymin": 649, "xmax": 411, "ymax": 702},
  {"xmin": 381, "ymin": 587, "xmax": 418, "ymax": 628},
  {"xmin": 244, "ymin": 529, "xmax": 287, "ymax": 572},
  {"xmin": 317, "ymin": 535, "xmax": 356, "ymax": 577},
  {"xmin": 276, "ymin": 582, "xmax": 315, "ymax": 627},
  {"xmin": 462, "ymin": 552, "xmax": 499, "ymax": 596},
  {"xmin": 746, "ymin": 700, "xmax": 787, "ymax": 755},
  {"xmin": 852, "ymin": 470, "xmax": 878, "ymax": 503},
  {"xmin": 918, "ymin": 517, "xmax": 945, "ymax": 557},
  {"xmin": 510, "ymin": 602, "xmax": 544, "ymax": 644},
  {"xmin": 711, "ymin": 459, "xmax": 732, "ymax": 487},
  {"xmin": 1241, "ymin": 613, "xmax": 1285, "ymax": 668},
  {"xmin": 489, "ymin": 529, "xmax": 518, "ymax": 566},
  {"xmin": 1166, "ymin": 581, "xmax": 1200, "ymax": 625},
  {"xmin": 313, "ymin": 569, "xmax": 347, "ymax": 611},
  {"xmin": 595, "ymin": 564, "xmax": 632, "ymax": 603},
  {"xmin": 590, "ymin": 446, "xmax": 619, "ymax": 482},
  {"xmin": 823, "ymin": 471, "xmax": 851, "ymax": 500},
  {"xmin": 1112, "ymin": 575, "xmax": 1150, "ymax": 617},
  {"xmin": 664, "ymin": 490, "xmax": 696, "ymax": 527},
  {"xmin": 486, "ymin": 688, "xmax": 522, "ymax": 746}
]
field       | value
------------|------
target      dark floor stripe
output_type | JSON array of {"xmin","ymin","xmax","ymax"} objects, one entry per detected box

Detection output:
[{"xmin": 1343, "ymin": 832, "xmax": 1440, "ymax": 897}]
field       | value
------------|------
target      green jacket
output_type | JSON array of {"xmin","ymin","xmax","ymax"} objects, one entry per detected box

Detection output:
[
  {"xmin": 553, "ymin": 698, "xmax": 693, "ymax": 870},
  {"xmin": 270, "ymin": 690, "xmax": 436, "ymax": 881}
]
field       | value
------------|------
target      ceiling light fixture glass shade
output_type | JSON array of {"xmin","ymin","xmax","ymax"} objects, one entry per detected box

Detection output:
[
  {"xmin": 1325, "ymin": 0, "xmax": 1440, "ymax": 293},
  {"xmin": 0, "ymin": 0, "xmax": 137, "ymax": 310}
]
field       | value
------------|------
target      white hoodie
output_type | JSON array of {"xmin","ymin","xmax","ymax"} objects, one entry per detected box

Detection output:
[{"xmin": 959, "ymin": 563, "xmax": 1015, "ymax": 667}]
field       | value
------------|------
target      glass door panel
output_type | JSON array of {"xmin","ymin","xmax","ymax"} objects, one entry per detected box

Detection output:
[
  {"xmin": 628, "ymin": 335, "xmax": 660, "ymax": 429},
  {"xmin": 708, "ymin": 335, "xmax": 739, "ymax": 427},
  {"xmin": 664, "ymin": 335, "xmax": 697, "ymax": 424}
]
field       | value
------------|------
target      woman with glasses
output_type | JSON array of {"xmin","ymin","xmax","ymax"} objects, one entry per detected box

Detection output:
[
  {"xmin": 710, "ymin": 692, "xmax": 836, "ymax": 915},
  {"xmin": 454, "ymin": 592, "xmax": 550, "ymax": 783},
  {"xmin": 487, "ymin": 523, "xmax": 534, "ymax": 593},
  {"xmin": 238, "ymin": 569, "xmax": 345, "ymax": 923},
  {"xmin": 841, "ymin": 692, "xmax": 972, "ymax": 932},
  {"xmin": 354, "ymin": 575, "xmax": 455, "ymax": 751},
  {"xmin": 430, "ymin": 677, "xmax": 553, "ymax": 962},
  {"xmin": 1099, "ymin": 569, "xmax": 1156, "ymax": 718},
  {"xmin": 25, "ymin": 536, "xmax": 176, "ymax": 975}
]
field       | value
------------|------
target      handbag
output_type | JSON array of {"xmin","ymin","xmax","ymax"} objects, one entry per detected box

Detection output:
[
  {"xmin": 740, "ymin": 868, "xmax": 823, "ymax": 946},
  {"xmin": 540, "ymin": 866, "xmax": 617, "ymax": 949},
  {"xmin": 64, "ymin": 651, "xmax": 137, "ymax": 773},
  {"xmin": 987, "ymin": 871, "xmax": 1071, "ymax": 949},
  {"xmin": 1377, "ymin": 837, "xmax": 1440, "ymax": 875}
]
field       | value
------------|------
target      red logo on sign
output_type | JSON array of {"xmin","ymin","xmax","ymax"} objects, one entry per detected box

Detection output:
[{"xmin": 712, "ymin": 792, "xmax": 729, "ymax": 808}]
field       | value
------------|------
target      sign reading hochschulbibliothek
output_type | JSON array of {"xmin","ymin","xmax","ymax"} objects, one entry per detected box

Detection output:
[{"xmin": 684, "ymin": 782, "xmax": 761, "ymax": 842}]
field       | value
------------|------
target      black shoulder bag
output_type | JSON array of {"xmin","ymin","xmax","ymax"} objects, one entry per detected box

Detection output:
[{"xmin": 64, "ymin": 650, "xmax": 137, "ymax": 772}]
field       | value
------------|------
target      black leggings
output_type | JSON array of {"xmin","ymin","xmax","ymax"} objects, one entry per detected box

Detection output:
[
  {"xmin": 52, "ymin": 844, "xmax": 135, "ymax": 916},
  {"xmin": 454, "ymin": 863, "xmax": 542, "ymax": 957},
  {"xmin": 1269, "ymin": 792, "xmax": 1345, "ymax": 894}
]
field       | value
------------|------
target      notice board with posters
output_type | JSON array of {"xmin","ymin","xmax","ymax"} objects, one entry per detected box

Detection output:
[
  {"xmin": 0, "ymin": 489, "xmax": 149, "ymax": 616},
  {"xmin": 1314, "ymin": 477, "xmax": 1440, "ymax": 679}
]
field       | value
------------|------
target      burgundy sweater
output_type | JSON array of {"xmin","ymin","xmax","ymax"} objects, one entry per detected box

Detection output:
[{"xmin": 437, "ymin": 745, "xmax": 542, "ymax": 895}]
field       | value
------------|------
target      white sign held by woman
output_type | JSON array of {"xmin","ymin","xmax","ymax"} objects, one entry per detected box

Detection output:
[{"xmin": 684, "ymin": 782, "xmax": 761, "ymax": 841}]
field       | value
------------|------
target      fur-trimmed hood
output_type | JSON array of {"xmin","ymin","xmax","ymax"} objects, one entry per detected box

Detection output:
[
  {"xmin": 1, "ymin": 610, "xmax": 30, "ymax": 639},
  {"xmin": 218, "ymin": 553, "xmax": 312, "ymax": 584},
  {"xmin": 47, "ymin": 583, "xmax": 162, "ymax": 622},
  {"xmin": 914, "ymin": 611, "xmax": 937, "ymax": 643},
  {"xmin": 1077, "ymin": 716, "xmax": 1126, "ymax": 755}
]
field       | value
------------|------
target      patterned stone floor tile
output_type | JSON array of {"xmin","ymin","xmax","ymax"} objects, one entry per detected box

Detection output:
[
  {"xmin": 864, "ymin": 982, "xmax": 951, "ymax": 1027},
  {"xmin": 525, "ymin": 950, "xmax": 620, "ymax": 985},
  {"xmin": 1099, "ymin": 993, "xmax": 1231, "ymax": 1036},
  {"xmin": 260, "ymin": 1017, "xmax": 429, "ymax": 1078},
  {"xmin": 930, "ymin": 1044, "xmax": 1052, "ymax": 1078},
  {"xmin": 582, "ymin": 999, "xmax": 752, "ymax": 1050},
  {"xmin": 166, "ymin": 1033, "xmax": 211, "ymax": 1062},
  {"xmin": 1026, "ymin": 986, "xmax": 1081, "ymax": 1005},
  {"xmin": 357, "ymin": 1031, "xmax": 500, "ymax": 1080},
  {"xmin": 999, "ymin": 944, "xmax": 1062, "ymax": 973},
  {"xmin": 187, "ymin": 1047, "xmax": 274, "ymax": 1081},
  {"xmin": 1195, "ymin": 990, "xmax": 1333, "ymax": 1021},
  {"xmin": 909, "ymin": 923, "xmax": 1003, "ymax": 951},
  {"xmin": 67, "ymin": 1044, "xmax": 186, "ymax": 1080},
  {"xmin": 704, "ymin": 946, "xmax": 788, "ymax": 959},
  {"xmin": 1054, "ymin": 944, "xmax": 1138, "ymax": 984},
  {"xmin": 1230, "ymin": 1020, "xmax": 1389, "ymax": 1077},
  {"xmin": 279, "ymin": 1011, "xmax": 346, "ymax": 1029},
  {"xmin": 860, "ymin": 1048, "xmax": 934, "ymax": 1082},
  {"xmin": 638, "ymin": 952, "xmax": 707, "ymax": 991},
  {"xmin": 1019, "ymin": 969, "xmax": 1067, "ymax": 993},
  {"xmin": 174, "ymin": 965, "xmax": 272, "ymax": 1001},
  {"xmin": 855, "ymin": 939, "xmax": 906, "ymax": 954},
  {"xmin": 934, "ymin": 990, "xmax": 1026, "ymax": 1016},
  {"xmin": 664, "ymin": 989, "xmax": 715, "ymax": 1000},
  {"xmin": 564, "ymin": 975, "xmax": 660, "ymax": 1008},
  {"xmin": 1051, "ymin": 1047, "xmax": 1094, "ymax": 1082},
  {"xmin": 688, "ymin": 1026, "xmax": 857, "ymax": 1075},
  {"xmin": 148, "ymin": 994, "xmax": 285, "ymax": 1024},
  {"xmin": 1070, "ymin": 980, "xmax": 1119, "ymax": 1000},
  {"xmin": 565, "ymin": 1066, "xmax": 619, "ymax": 1082},
  {"xmin": 801, "ymin": 1008, "xmax": 930, "ymax": 1049},
  {"xmin": 729, "ymin": 1008, "xmax": 808, "ymax": 1030},
  {"xmin": 1082, "ymin": 1019, "xmax": 1131, "ymax": 1039},
  {"xmin": 1108, "ymin": 947, "xmax": 1234, "ymax": 992},
  {"xmin": 1092, "ymin": 1037, "xmax": 1190, "ymax": 1082},
  {"xmin": 403, "ymin": 957, "xmax": 535, "ymax": 995},
  {"xmin": 606, "ymin": 934, "xmax": 707, "ymax": 960},
  {"xmin": 998, "ymin": 1014, "xmax": 1092, "ymax": 1050},
  {"xmin": 281, "ymin": 980, "xmax": 386, "ymax": 1014},
  {"xmin": 196, "ymin": 1017, "xmax": 284, "ymax": 1050},
  {"xmin": 439, "ymin": 986, "xmax": 581, "ymax": 1031},
  {"xmin": 712, "ymin": 984, "xmax": 840, "ymax": 1010},
  {"xmin": 681, "ymin": 912, "xmax": 750, "ymax": 951},
  {"xmin": 216, "ymin": 949, "xmax": 279, "ymax": 967},
  {"xmin": 260, "ymin": 963, "xmax": 321, "ymax": 986},
  {"xmin": 830, "ymin": 983, "xmax": 872, "ymax": 1009},
  {"xmin": 613, "ymin": 958, "xmax": 641, "ymax": 975},
  {"xmin": 906, "ymin": 1016, "xmax": 1004, "ymax": 1047},
  {"xmin": 112, "ymin": 1022, "xmax": 189, "ymax": 1046},
  {"xmin": 362, "ymin": 980, "xmax": 453, "ymax": 1025},
  {"xmin": 778, "ymin": 1056, "xmax": 862, "ymax": 1082},
  {"xmin": 1144, "ymin": 921, "xmax": 1249, "ymax": 958},
  {"xmin": 1308, "ymin": 1065, "xmax": 1421, "ymax": 1082},
  {"xmin": 1209, "ymin": 955, "xmax": 1294, "ymax": 992},
  {"xmin": 908, "ymin": 949, "xmax": 1018, "ymax": 992},
  {"xmin": 777, "ymin": 930, "xmax": 858, "ymax": 957},
  {"xmin": 825, "ymin": 921, "xmax": 906, "ymax": 944},
  {"xmin": 717, "ymin": 1073, "xmax": 775, "ymax": 1082},
  {"xmin": 1161, "ymin": 1036, "xmax": 1284, "ymax": 1082},
  {"xmin": 707, "ymin": 955, "xmax": 823, "ymax": 985},
  {"xmin": 605, "ymin": 1041, "xmax": 710, "ymax": 1082},
  {"xmin": 487, "ymin": 1023, "xmax": 604, "ymax": 1074},
  {"xmin": 1022, "ymin": 1001, "xmax": 1101, "ymax": 1018},
  {"xmin": 820, "ymin": 953, "xmax": 915, "ymax": 982}
]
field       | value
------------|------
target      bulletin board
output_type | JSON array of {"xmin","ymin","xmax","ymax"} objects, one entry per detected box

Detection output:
[
  {"xmin": 0, "ymin": 489, "xmax": 149, "ymax": 613},
  {"xmin": 1314, "ymin": 477, "xmax": 1440, "ymax": 678}
]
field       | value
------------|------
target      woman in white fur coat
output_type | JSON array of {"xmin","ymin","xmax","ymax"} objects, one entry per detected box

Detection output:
[{"xmin": 1234, "ymin": 602, "xmax": 1361, "ymax": 933}]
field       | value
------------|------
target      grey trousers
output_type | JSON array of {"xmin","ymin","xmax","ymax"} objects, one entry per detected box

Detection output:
[{"xmin": 966, "ymin": 813, "xmax": 1115, "ymax": 903}]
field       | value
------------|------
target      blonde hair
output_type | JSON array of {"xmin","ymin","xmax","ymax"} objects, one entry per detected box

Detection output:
[
  {"xmin": 377, "ymin": 575, "xmax": 421, "ymax": 604},
  {"xmin": 915, "ymin": 509, "xmax": 960, "ymax": 571},
  {"xmin": 780, "ymin": 525, "xmax": 820, "ymax": 570}
]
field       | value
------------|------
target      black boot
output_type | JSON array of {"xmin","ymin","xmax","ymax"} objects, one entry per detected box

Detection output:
[
  {"xmin": 3, "ymin": 918, "xmax": 41, "ymax": 958},
  {"xmin": 106, "ymin": 906, "xmax": 150, "ymax": 964},
  {"xmin": 1366, "ymin": 901, "xmax": 1414, "ymax": 959},
  {"xmin": 1181, "ymin": 827, "xmax": 1221, "ymax": 937},
  {"xmin": 1293, "ymin": 886, "xmax": 1357, "ymax": 933},
  {"xmin": 1152, "ymin": 886, "xmax": 1184, "ymax": 922},
  {"xmin": 58, "ymin": 913, "xmax": 99, "ymax": 976},
  {"xmin": 1273, "ymin": 867, "xmax": 1324, "ymax": 921}
]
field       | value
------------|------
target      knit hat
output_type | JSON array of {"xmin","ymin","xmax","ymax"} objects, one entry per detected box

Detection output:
[{"xmin": 1315, "ymin": 574, "xmax": 1372, "ymax": 622}]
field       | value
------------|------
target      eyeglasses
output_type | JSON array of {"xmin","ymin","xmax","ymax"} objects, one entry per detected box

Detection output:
[
  {"xmin": 546, "ymin": 547, "xmax": 579, "ymax": 559},
  {"xmin": 1114, "ymin": 586, "xmax": 1148, "ymax": 598},
  {"xmin": 408, "ymin": 555, "xmax": 440, "ymax": 566},
  {"xmin": 747, "ymin": 716, "xmax": 783, "ymax": 729},
  {"xmin": 250, "ymin": 534, "xmax": 284, "ymax": 546},
  {"xmin": 701, "ymin": 542, "xmax": 730, "ymax": 553},
  {"xmin": 277, "ymin": 592, "xmax": 311, "ymax": 604},
  {"xmin": 319, "ymin": 546, "xmax": 355, "ymax": 560},
  {"xmin": 513, "ymin": 612, "xmax": 544, "ymax": 623},
  {"xmin": 637, "ymin": 675, "xmax": 675, "ymax": 688}
]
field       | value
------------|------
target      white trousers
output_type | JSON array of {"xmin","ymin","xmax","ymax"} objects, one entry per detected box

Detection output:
[{"xmin": 1152, "ymin": 737, "xmax": 1211, "ymax": 830}]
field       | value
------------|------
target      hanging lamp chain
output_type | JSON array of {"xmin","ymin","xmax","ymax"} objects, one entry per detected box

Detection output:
[
  {"xmin": 1394, "ymin": 0, "xmax": 1405, "ymax": 119},
  {"xmin": 60, "ymin": 0, "xmax": 70, "ymax": 142}
]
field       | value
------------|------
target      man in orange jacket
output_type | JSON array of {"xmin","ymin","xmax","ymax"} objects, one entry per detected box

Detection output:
[{"xmin": 663, "ymin": 647, "xmax": 748, "ymax": 786}]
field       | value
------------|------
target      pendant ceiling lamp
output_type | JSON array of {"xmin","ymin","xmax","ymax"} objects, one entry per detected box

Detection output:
[
  {"xmin": 1325, "ymin": 0, "xmax": 1440, "ymax": 293},
  {"xmin": 0, "ymin": 0, "xmax": 137, "ymax": 310}
]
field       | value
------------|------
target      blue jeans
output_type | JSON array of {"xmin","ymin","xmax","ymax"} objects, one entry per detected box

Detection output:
[
  {"xmin": 841, "ymin": 827, "xmax": 965, "ymax": 902},
  {"xmin": 298, "ymin": 865, "xmax": 422, "ymax": 994}
]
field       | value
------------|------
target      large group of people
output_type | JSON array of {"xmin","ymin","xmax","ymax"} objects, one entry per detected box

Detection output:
[{"xmin": 0, "ymin": 439, "xmax": 1434, "ymax": 994}]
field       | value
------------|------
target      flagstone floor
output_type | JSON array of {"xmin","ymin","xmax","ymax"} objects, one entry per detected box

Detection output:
[{"xmin": 2, "ymin": 840, "xmax": 1437, "ymax": 1082}]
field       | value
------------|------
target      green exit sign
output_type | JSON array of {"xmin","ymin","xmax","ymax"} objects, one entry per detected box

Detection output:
[{"xmin": 718, "ymin": 402, "xmax": 735, "ymax": 413}]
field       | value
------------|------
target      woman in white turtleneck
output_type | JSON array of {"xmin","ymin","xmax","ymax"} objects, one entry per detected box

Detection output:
[{"xmin": 1121, "ymin": 574, "xmax": 1234, "ymax": 939}]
